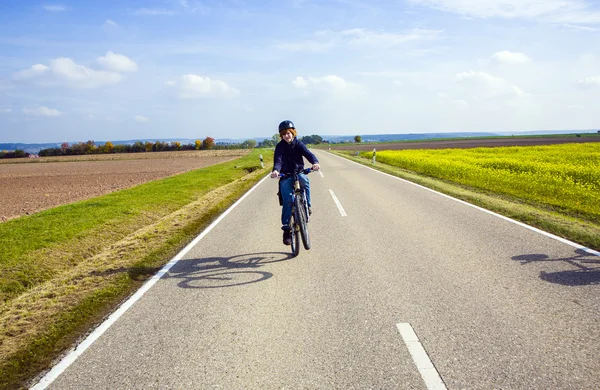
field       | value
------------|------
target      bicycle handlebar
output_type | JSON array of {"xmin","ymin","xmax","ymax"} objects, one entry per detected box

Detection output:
[{"xmin": 276, "ymin": 168, "xmax": 314, "ymax": 178}]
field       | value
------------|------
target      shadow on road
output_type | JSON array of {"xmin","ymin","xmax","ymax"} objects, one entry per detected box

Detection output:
[
  {"xmin": 512, "ymin": 249, "xmax": 600, "ymax": 286},
  {"xmin": 166, "ymin": 252, "xmax": 293, "ymax": 289}
]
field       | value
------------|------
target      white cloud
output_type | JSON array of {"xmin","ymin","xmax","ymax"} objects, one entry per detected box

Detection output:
[
  {"xmin": 293, "ymin": 75, "xmax": 347, "ymax": 89},
  {"xmin": 562, "ymin": 23, "xmax": 599, "ymax": 31},
  {"xmin": 134, "ymin": 115, "xmax": 150, "ymax": 122},
  {"xmin": 492, "ymin": 50, "xmax": 532, "ymax": 64},
  {"xmin": 43, "ymin": 4, "xmax": 68, "ymax": 12},
  {"xmin": 135, "ymin": 8, "xmax": 175, "ymax": 15},
  {"xmin": 0, "ymin": 108, "xmax": 12, "ymax": 114},
  {"xmin": 169, "ymin": 74, "xmax": 240, "ymax": 99},
  {"xmin": 276, "ymin": 40, "xmax": 334, "ymax": 52},
  {"xmin": 13, "ymin": 64, "xmax": 49, "ymax": 80},
  {"xmin": 278, "ymin": 28, "xmax": 442, "ymax": 53},
  {"xmin": 14, "ymin": 57, "xmax": 122, "ymax": 89},
  {"xmin": 96, "ymin": 51, "xmax": 138, "ymax": 73},
  {"xmin": 341, "ymin": 28, "xmax": 442, "ymax": 47},
  {"xmin": 456, "ymin": 71, "xmax": 526, "ymax": 98},
  {"xmin": 49, "ymin": 58, "xmax": 121, "ymax": 88},
  {"xmin": 577, "ymin": 76, "xmax": 600, "ymax": 87},
  {"xmin": 292, "ymin": 77, "xmax": 309, "ymax": 89},
  {"xmin": 408, "ymin": 0, "xmax": 600, "ymax": 24},
  {"xmin": 22, "ymin": 106, "xmax": 62, "ymax": 117},
  {"xmin": 104, "ymin": 19, "xmax": 119, "ymax": 28}
]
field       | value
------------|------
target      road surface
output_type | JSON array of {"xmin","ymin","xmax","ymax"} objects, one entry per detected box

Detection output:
[{"xmin": 38, "ymin": 150, "xmax": 600, "ymax": 389}]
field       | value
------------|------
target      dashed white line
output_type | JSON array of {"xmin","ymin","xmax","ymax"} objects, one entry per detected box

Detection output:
[
  {"xmin": 329, "ymin": 189, "xmax": 347, "ymax": 216},
  {"xmin": 397, "ymin": 323, "xmax": 447, "ymax": 390}
]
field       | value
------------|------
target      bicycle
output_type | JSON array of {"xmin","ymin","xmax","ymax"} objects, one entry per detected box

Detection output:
[{"xmin": 278, "ymin": 168, "xmax": 313, "ymax": 257}]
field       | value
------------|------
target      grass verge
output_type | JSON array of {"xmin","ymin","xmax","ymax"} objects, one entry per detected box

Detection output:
[
  {"xmin": 0, "ymin": 149, "xmax": 273, "ymax": 390},
  {"xmin": 333, "ymin": 151, "xmax": 600, "ymax": 252}
]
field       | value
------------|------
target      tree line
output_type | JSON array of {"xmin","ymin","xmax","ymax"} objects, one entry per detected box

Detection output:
[{"xmin": 0, "ymin": 133, "xmax": 332, "ymax": 159}]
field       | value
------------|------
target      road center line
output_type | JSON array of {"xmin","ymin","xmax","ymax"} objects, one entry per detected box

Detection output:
[
  {"xmin": 329, "ymin": 189, "xmax": 347, "ymax": 216},
  {"xmin": 397, "ymin": 323, "xmax": 447, "ymax": 390}
]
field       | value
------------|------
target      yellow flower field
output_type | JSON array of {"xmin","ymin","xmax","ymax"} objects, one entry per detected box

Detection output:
[{"xmin": 362, "ymin": 143, "xmax": 600, "ymax": 222}]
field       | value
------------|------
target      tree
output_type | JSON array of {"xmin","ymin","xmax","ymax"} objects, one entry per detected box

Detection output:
[
  {"xmin": 132, "ymin": 141, "xmax": 145, "ymax": 152},
  {"xmin": 301, "ymin": 134, "xmax": 323, "ymax": 145},
  {"xmin": 241, "ymin": 139, "xmax": 257, "ymax": 149},
  {"xmin": 202, "ymin": 137, "xmax": 215, "ymax": 149},
  {"xmin": 258, "ymin": 139, "xmax": 274, "ymax": 148},
  {"xmin": 171, "ymin": 141, "xmax": 182, "ymax": 150},
  {"xmin": 102, "ymin": 141, "xmax": 114, "ymax": 153},
  {"xmin": 272, "ymin": 133, "xmax": 280, "ymax": 144},
  {"xmin": 195, "ymin": 140, "xmax": 202, "ymax": 150},
  {"xmin": 354, "ymin": 135, "xmax": 362, "ymax": 143}
]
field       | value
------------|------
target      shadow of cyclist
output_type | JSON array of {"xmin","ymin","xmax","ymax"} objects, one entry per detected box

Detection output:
[
  {"xmin": 166, "ymin": 251, "xmax": 292, "ymax": 289},
  {"xmin": 512, "ymin": 249, "xmax": 600, "ymax": 286}
]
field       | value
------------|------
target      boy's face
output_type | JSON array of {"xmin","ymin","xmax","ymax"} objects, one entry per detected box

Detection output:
[{"xmin": 281, "ymin": 130, "xmax": 294, "ymax": 144}]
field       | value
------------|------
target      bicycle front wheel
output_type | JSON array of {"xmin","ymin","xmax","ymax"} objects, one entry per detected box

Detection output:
[
  {"xmin": 290, "ymin": 210, "xmax": 300, "ymax": 257},
  {"xmin": 295, "ymin": 194, "xmax": 311, "ymax": 250}
]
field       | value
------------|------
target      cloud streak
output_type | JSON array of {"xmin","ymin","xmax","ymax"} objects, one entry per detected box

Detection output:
[
  {"xmin": 22, "ymin": 106, "xmax": 62, "ymax": 117},
  {"xmin": 166, "ymin": 74, "xmax": 240, "ymax": 99}
]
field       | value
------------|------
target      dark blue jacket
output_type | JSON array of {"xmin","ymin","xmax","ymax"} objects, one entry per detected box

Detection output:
[{"xmin": 272, "ymin": 138, "xmax": 319, "ymax": 174}]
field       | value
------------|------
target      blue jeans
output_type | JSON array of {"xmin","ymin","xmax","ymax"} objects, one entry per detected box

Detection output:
[{"xmin": 279, "ymin": 173, "xmax": 311, "ymax": 228}]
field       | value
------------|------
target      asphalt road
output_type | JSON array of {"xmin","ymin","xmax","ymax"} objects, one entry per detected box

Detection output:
[{"xmin": 40, "ymin": 150, "xmax": 600, "ymax": 389}]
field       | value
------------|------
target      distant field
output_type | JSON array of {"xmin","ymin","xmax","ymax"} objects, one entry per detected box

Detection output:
[
  {"xmin": 0, "ymin": 150, "xmax": 249, "ymax": 221},
  {"xmin": 321, "ymin": 134, "xmax": 600, "ymax": 151}
]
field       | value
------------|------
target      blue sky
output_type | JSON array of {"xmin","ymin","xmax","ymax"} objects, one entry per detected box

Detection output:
[{"xmin": 1, "ymin": 0, "xmax": 600, "ymax": 143}]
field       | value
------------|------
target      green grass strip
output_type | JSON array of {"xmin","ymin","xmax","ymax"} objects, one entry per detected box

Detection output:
[{"xmin": 0, "ymin": 150, "xmax": 270, "ymax": 304}]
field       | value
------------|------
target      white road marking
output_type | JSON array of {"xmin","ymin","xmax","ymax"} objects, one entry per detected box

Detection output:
[
  {"xmin": 318, "ymin": 169, "xmax": 324, "ymax": 178},
  {"xmin": 397, "ymin": 323, "xmax": 447, "ymax": 390},
  {"xmin": 330, "ymin": 153, "xmax": 600, "ymax": 257},
  {"xmin": 329, "ymin": 189, "xmax": 347, "ymax": 216},
  {"xmin": 31, "ymin": 174, "xmax": 273, "ymax": 390}
]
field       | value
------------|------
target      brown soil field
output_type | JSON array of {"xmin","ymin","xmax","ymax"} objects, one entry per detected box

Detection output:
[
  {"xmin": 322, "ymin": 135, "xmax": 600, "ymax": 151},
  {"xmin": 0, "ymin": 150, "xmax": 248, "ymax": 221}
]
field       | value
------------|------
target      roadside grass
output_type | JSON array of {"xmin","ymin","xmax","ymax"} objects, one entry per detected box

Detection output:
[
  {"xmin": 333, "ymin": 147, "xmax": 600, "ymax": 252},
  {"xmin": 0, "ymin": 149, "xmax": 272, "ymax": 390}
]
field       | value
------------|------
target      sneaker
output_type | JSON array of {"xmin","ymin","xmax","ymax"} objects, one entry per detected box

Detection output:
[{"xmin": 282, "ymin": 229, "xmax": 292, "ymax": 245}]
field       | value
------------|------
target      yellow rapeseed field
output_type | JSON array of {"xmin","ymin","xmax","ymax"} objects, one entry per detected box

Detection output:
[{"xmin": 362, "ymin": 143, "xmax": 600, "ymax": 222}]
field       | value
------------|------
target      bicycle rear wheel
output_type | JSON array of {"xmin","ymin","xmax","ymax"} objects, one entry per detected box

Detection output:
[
  {"xmin": 295, "ymin": 194, "xmax": 311, "ymax": 250},
  {"xmin": 290, "ymin": 210, "xmax": 300, "ymax": 257}
]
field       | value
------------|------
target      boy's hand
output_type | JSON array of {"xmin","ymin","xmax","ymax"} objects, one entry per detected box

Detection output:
[
  {"xmin": 270, "ymin": 170, "xmax": 279, "ymax": 178},
  {"xmin": 312, "ymin": 164, "xmax": 320, "ymax": 171}
]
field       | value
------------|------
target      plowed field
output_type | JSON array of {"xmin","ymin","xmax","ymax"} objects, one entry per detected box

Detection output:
[{"xmin": 0, "ymin": 150, "xmax": 248, "ymax": 221}]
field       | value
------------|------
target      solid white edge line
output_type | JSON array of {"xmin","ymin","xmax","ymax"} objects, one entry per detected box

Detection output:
[
  {"xmin": 31, "ymin": 174, "xmax": 273, "ymax": 390},
  {"xmin": 328, "ymin": 152, "xmax": 600, "ymax": 257},
  {"xmin": 329, "ymin": 189, "xmax": 347, "ymax": 217},
  {"xmin": 397, "ymin": 323, "xmax": 447, "ymax": 390}
]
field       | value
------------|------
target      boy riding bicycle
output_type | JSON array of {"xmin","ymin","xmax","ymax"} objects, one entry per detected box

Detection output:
[{"xmin": 270, "ymin": 120, "xmax": 320, "ymax": 245}]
